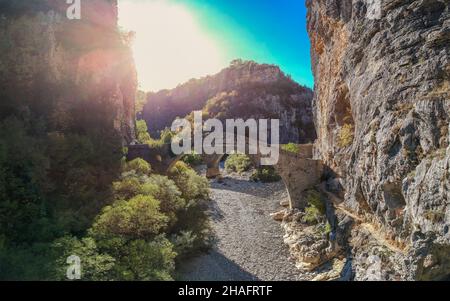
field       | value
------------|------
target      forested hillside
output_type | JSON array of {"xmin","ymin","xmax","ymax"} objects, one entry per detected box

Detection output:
[{"xmin": 142, "ymin": 60, "xmax": 316, "ymax": 144}]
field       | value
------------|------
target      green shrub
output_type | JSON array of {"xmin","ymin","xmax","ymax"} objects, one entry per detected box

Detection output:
[
  {"xmin": 281, "ymin": 143, "xmax": 300, "ymax": 154},
  {"xmin": 160, "ymin": 128, "xmax": 175, "ymax": 145},
  {"xmin": 123, "ymin": 158, "xmax": 151, "ymax": 176},
  {"xmin": 304, "ymin": 206, "xmax": 322, "ymax": 224},
  {"xmin": 168, "ymin": 162, "xmax": 211, "ymax": 252},
  {"xmin": 111, "ymin": 236, "xmax": 176, "ymax": 281},
  {"xmin": 338, "ymin": 124, "xmax": 354, "ymax": 148},
  {"xmin": 143, "ymin": 175, "xmax": 185, "ymax": 227},
  {"xmin": 302, "ymin": 190, "xmax": 326, "ymax": 224},
  {"xmin": 225, "ymin": 153, "xmax": 252, "ymax": 173},
  {"xmin": 136, "ymin": 120, "xmax": 173, "ymax": 148},
  {"xmin": 136, "ymin": 120, "xmax": 152, "ymax": 145},
  {"xmin": 169, "ymin": 162, "xmax": 209, "ymax": 201},
  {"xmin": 316, "ymin": 222, "xmax": 332, "ymax": 237},
  {"xmin": 113, "ymin": 177, "xmax": 143, "ymax": 200},
  {"xmin": 182, "ymin": 152, "xmax": 203, "ymax": 166},
  {"xmin": 251, "ymin": 166, "xmax": 281, "ymax": 183},
  {"xmin": 170, "ymin": 230, "xmax": 198, "ymax": 259},
  {"xmin": 91, "ymin": 195, "xmax": 169, "ymax": 240}
]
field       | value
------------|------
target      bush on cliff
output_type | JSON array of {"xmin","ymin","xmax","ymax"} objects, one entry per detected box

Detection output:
[
  {"xmin": 338, "ymin": 124, "xmax": 354, "ymax": 148},
  {"xmin": 303, "ymin": 189, "xmax": 326, "ymax": 224},
  {"xmin": 281, "ymin": 143, "xmax": 301, "ymax": 154}
]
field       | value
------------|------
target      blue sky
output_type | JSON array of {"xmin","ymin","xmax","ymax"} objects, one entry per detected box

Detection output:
[
  {"xmin": 181, "ymin": 0, "xmax": 313, "ymax": 87},
  {"xmin": 118, "ymin": 0, "xmax": 313, "ymax": 91}
]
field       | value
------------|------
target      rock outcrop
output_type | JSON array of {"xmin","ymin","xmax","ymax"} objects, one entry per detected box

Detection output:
[
  {"xmin": 142, "ymin": 60, "xmax": 316, "ymax": 144},
  {"xmin": 307, "ymin": 0, "xmax": 450, "ymax": 280},
  {"xmin": 0, "ymin": 0, "xmax": 136, "ymax": 143}
]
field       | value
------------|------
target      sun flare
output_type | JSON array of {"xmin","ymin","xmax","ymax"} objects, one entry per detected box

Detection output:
[{"xmin": 118, "ymin": 0, "xmax": 227, "ymax": 92}]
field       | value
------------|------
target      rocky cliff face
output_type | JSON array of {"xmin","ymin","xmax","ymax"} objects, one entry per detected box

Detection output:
[
  {"xmin": 307, "ymin": 0, "xmax": 449, "ymax": 280},
  {"xmin": 142, "ymin": 60, "xmax": 316, "ymax": 144},
  {"xmin": 0, "ymin": 0, "xmax": 136, "ymax": 143}
]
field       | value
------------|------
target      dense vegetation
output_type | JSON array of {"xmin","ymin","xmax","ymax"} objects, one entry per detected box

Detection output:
[
  {"xmin": 56, "ymin": 158, "xmax": 210, "ymax": 281},
  {"xmin": 0, "ymin": 72, "xmax": 126, "ymax": 279},
  {"xmin": 0, "ymin": 1, "xmax": 210, "ymax": 280},
  {"xmin": 136, "ymin": 120, "xmax": 174, "ymax": 148},
  {"xmin": 0, "ymin": 146, "xmax": 210, "ymax": 280},
  {"xmin": 0, "ymin": 83, "xmax": 209, "ymax": 279}
]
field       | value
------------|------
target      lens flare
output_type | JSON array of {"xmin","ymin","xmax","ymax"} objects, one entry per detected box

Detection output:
[{"xmin": 118, "ymin": 0, "xmax": 227, "ymax": 92}]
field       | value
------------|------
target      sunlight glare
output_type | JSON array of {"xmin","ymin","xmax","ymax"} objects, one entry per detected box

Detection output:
[{"xmin": 118, "ymin": 0, "xmax": 227, "ymax": 92}]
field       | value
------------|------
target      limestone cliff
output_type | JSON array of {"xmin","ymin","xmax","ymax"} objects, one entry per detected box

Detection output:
[
  {"xmin": 142, "ymin": 60, "xmax": 316, "ymax": 144},
  {"xmin": 0, "ymin": 0, "xmax": 136, "ymax": 143},
  {"xmin": 307, "ymin": 0, "xmax": 449, "ymax": 280}
]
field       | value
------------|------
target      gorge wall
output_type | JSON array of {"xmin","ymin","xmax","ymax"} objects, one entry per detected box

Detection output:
[
  {"xmin": 0, "ymin": 0, "xmax": 136, "ymax": 143},
  {"xmin": 307, "ymin": 0, "xmax": 449, "ymax": 280}
]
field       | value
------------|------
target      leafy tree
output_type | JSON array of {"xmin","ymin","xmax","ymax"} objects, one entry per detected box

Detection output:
[
  {"xmin": 143, "ymin": 175, "xmax": 185, "ymax": 228},
  {"xmin": 50, "ymin": 236, "xmax": 115, "ymax": 281},
  {"xmin": 123, "ymin": 158, "xmax": 152, "ymax": 176},
  {"xmin": 168, "ymin": 162, "xmax": 211, "ymax": 251},
  {"xmin": 113, "ymin": 177, "xmax": 143, "ymax": 200},
  {"xmin": 136, "ymin": 120, "xmax": 152, "ymax": 145},
  {"xmin": 181, "ymin": 152, "xmax": 203, "ymax": 166},
  {"xmin": 169, "ymin": 162, "xmax": 209, "ymax": 201},
  {"xmin": 111, "ymin": 237, "xmax": 176, "ymax": 281},
  {"xmin": 91, "ymin": 195, "xmax": 169, "ymax": 240}
]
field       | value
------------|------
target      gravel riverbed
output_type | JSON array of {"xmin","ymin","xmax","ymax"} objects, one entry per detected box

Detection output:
[{"xmin": 179, "ymin": 171, "xmax": 304, "ymax": 281}]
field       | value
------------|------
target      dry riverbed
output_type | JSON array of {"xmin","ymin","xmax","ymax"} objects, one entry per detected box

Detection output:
[{"xmin": 179, "ymin": 170, "xmax": 304, "ymax": 281}]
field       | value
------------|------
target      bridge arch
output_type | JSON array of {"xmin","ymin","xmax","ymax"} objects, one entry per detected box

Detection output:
[{"xmin": 127, "ymin": 143, "xmax": 323, "ymax": 209}]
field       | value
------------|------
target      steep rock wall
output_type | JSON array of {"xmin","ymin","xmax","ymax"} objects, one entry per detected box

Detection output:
[
  {"xmin": 0, "ymin": 0, "xmax": 136, "ymax": 143},
  {"xmin": 307, "ymin": 0, "xmax": 449, "ymax": 279}
]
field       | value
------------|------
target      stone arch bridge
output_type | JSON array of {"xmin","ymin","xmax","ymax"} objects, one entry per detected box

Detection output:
[{"xmin": 127, "ymin": 143, "xmax": 323, "ymax": 209}]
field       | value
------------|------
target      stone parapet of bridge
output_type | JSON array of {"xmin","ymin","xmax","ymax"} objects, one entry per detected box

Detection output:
[{"xmin": 127, "ymin": 143, "xmax": 323, "ymax": 209}]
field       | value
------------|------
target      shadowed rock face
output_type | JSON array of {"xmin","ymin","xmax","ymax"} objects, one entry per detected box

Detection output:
[
  {"xmin": 307, "ymin": 0, "xmax": 449, "ymax": 280},
  {"xmin": 141, "ymin": 60, "xmax": 316, "ymax": 144},
  {"xmin": 0, "ymin": 0, "xmax": 136, "ymax": 144}
]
